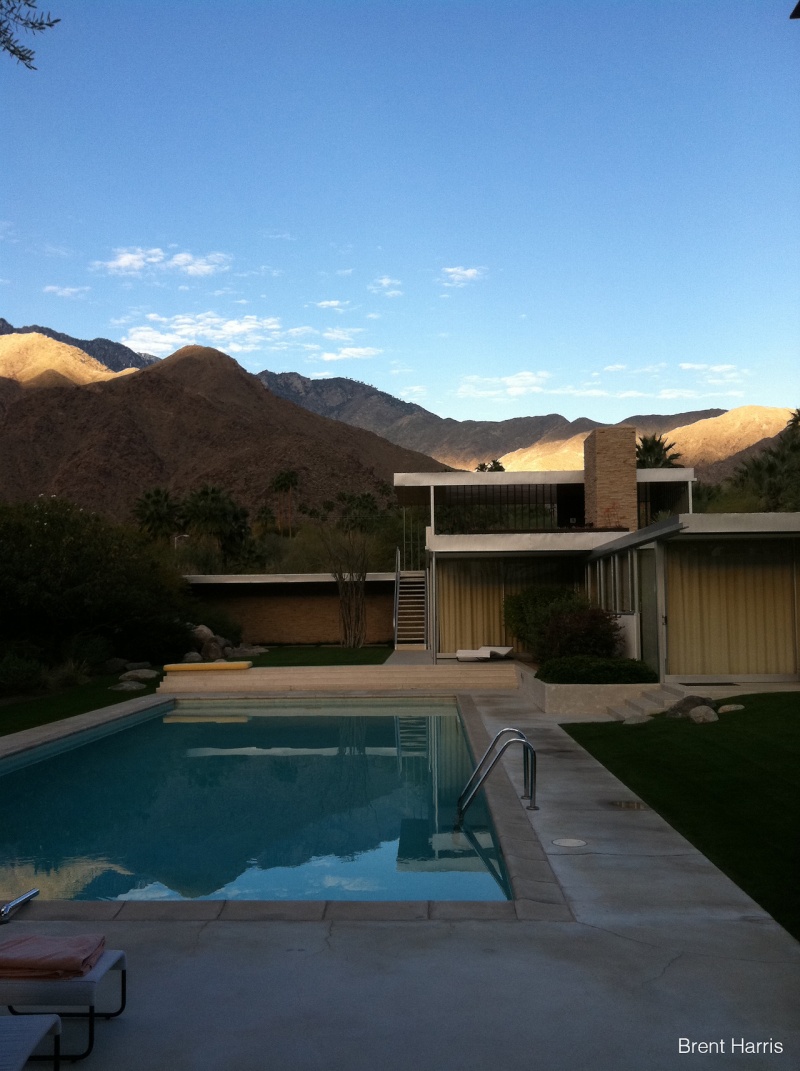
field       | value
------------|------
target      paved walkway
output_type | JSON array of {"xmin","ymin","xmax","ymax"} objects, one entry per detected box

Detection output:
[{"xmin": 4, "ymin": 677, "xmax": 799, "ymax": 1070}]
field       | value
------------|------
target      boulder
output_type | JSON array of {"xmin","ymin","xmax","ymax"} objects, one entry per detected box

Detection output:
[
  {"xmin": 109, "ymin": 681, "xmax": 146, "ymax": 692},
  {"xmin": 192, "ymin": 624, "xmax": 214, "ymax": 645},
  {"xmin": 120, "ymin": 668, "xmax": 160, "ymax": 682},
  {"xmin": 182, "ymin": 651, "xmax": 203, "ymax": 663},
  {"xmin": 125, "ymin": 661, "xmax": 151, "ymax": 671},
  {"xmin": 718, "ymin": 703, "xmax": 745, "ymax": 713},
  {"xmin": 231, "ymin": 645, "xmax": 267, "ymax": 658},
  {"xmin": 665, "ymin": 694, "xmax": 716, "ymax": 719},
  {"xmin": 688, "ymin": 705, "xmax": 719, "ymax": 724},
  {"xmin": 103, "ymin": 657, "xmax": 128, "ymax": 675},
  {"xmin": 623, "ymin": 714, "xmax": 653, "ymax": 726},
  {"xmin": 200, "ymin": 638, "xmax": 223, "ymax": 662}
]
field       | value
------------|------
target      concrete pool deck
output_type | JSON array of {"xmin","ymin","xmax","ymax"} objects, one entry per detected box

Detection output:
[{"xmin": 2, "ymin": 668, "xmax": 799, "ymax": 1068}]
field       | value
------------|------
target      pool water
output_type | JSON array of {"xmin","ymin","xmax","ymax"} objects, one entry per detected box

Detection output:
[{"xmin": 0, "ymin": 699, "xmax": 511, "ymax": 902}]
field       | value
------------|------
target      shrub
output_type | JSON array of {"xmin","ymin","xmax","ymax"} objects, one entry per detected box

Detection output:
[
  {"xmin": 0, "ymin": 498, "xmax": 193, "ymax": 666},
  {"xmin": 537, "ymin": 656, "xmax": 658, "ymax": 685},
  {"xmin": 504, "ymin": 586, "xmax": 620, "ymax": 662},
  {"xmin": 0, "ymin": 651, "xmax": 46, "ymax": 697}
]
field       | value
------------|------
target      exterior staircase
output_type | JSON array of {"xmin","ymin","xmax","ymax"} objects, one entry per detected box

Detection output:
[
  {"xmin": 394, "ymin": 571, "xmax": 428, "ymax": 649},
  {"xmin": 606, "ymin": 683, "xmax": 686, "ymax": 721}
]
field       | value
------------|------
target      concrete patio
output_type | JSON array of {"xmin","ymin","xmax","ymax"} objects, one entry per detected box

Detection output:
[{"xmin": 2, "ymin": 669, "xmax": 798, "ymax": 1069}]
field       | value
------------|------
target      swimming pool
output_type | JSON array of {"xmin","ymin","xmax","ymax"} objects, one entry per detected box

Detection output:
[{"xmin": 0, "ymin": 698, "xmax": 511, "ymax": 902}]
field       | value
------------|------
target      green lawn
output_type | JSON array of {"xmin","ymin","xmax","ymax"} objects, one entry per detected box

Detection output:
[
  {"xmin": 563, "ymin": 693, "xmax": 800, "ymax": 940},
  {"xmin": 248, "ymin": 645, "xmax": 392, "ymax": 668},
  {"xmin": 0, "ymin": 646, "xmax": 393, "ymax": 738}
]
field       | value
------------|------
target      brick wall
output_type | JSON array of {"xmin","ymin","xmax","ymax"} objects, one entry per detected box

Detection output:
[
  {"xmin": 583, "ymin": 425, "xmax": 638, "ymax": 531},
  {"xmin": 191, "ymin": 583, "xmax": 394, "ymax": 645}
]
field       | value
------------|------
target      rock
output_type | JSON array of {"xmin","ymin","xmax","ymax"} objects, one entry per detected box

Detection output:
[
  {"xmin": 689, "ymin": 705, "xmax": 719, "ymax": 724},
  {"xmin": 665, "ymin": 694, "xmax": 716, "ymax": 719},
  {"xmin": 103, "ymin": 657, "xmax": 128, "ymax": 674},
  {"xmin": 214, "ymin": 658, "xmax": 227, "ymax": 663},
  {"xmin": 120, "ymin": 668, "xmax": 159, "ymax": 682},
  {"xmin": 192, "ymin": 625, "xmax": 214, "ymax": 645},
  {"xmin": 200, "ymin": 638, "xmax": 223, "ymax": 661},
  {"xmin": 109, "ymin": 681, "xmax": 146, "ymax": 692},
  {"xmin": 182, "ymin": 651, "xmax": 203, "ymax": 663},
  {"xmin": 718, "ymin": 703, "xmax": 745, "ymax": 713},
  {"xmin": 125, "ymin": 661, "xmax": 151, "ymax": 671},
  {"xmin": 222, "ymin": 646, "xmax": 233, "ymax": 658},
  {"xmin": 623, "ymin": 714, "xmax": 653, "ymax": 725},
  {"xmin": 230, "ymin": 645, "xmax": 267, "ymax": 658}
]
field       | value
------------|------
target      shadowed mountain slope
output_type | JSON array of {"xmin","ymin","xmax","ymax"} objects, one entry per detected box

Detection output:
[{"xmin": 0, "ymin": 346, "xmax": 448, "ymax": 520}]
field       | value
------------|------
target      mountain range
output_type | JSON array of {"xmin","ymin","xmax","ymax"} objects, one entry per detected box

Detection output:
[
  {"xmin": 0, "ymin": 333, "xmax": 446, "ymax": 520},
  {"xmin": 0, "ymin": 322, "xmax": 793, "ymax": 517},
  {"xmin": 0, "ymin": 318, "xmax": 158, "ymax": 372}
]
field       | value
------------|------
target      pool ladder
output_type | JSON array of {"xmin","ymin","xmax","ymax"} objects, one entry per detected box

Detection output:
[
  {"xmin": 456, "ymin": 728, "xmax": 538, "ymax": 827},
  {"xmin": 0, "ymin": 888, "xmax": 39, "ymax": 923}
]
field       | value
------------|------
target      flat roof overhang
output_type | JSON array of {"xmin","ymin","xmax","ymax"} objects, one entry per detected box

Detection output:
[
  {"xmin": 427, "ymin": 530, "xmax": 624, "ymax": 554},
  {"xmin": 186, "ymin": 573, "xmax": 396, "ymax": 585},
  {"xmin": 587, "ymin": 512, "xmax": 800, "ymax": 560}
]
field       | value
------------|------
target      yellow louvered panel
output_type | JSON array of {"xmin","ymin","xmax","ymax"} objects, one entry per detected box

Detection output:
[{"xmin": 666, "ymin": 540, "xmax": 798, "ymax": 675}]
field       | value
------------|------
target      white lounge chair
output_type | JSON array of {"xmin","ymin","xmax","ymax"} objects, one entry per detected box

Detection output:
[
  {"xmin": 0, "ymin": 950, "xmax": 126, "ymax": 1061},
  {"xmin": 456, "ymin": 646, "xmax": 513, "ymax": 662},
  {"xmin": 0, "ymin": 1014, "xmax": 60, "ymax": 1070}
]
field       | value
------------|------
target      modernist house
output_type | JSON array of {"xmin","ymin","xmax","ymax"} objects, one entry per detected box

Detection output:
[{"xmin": 394, "ymin": 425, "xmax": 800, "ymax": 683}]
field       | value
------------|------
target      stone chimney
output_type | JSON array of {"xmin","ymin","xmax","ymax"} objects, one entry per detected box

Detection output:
[{"xmin": 583, "ymin": 425, "xmax": 638, "ymax": 530}]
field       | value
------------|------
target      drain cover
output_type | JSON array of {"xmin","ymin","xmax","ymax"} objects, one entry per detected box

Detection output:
[
  {"xmin": 610, "ymin": 800, "xmax": 649, "ymax": 810},
  {"xmin": 552, "ymin": 838, "xmax": 587, "ymax": 847}
]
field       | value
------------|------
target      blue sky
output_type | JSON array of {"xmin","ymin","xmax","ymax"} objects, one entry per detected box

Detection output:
[{"xmin": 1, "ymin": 0, "xmax": 798, "ymax": 422}]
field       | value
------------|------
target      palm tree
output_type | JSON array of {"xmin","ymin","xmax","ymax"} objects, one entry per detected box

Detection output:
[
  {"xmin": 475, "ymin": 459, "xmax": 505, "ymax": 472},
  {"xmin": 133, "ymin": 488, "xmax": 184, "ymax": 542},
  {"xmin": 636, "ymin": 434, "xmax": 683, "ymax": 469},
  {"xmin": 271, "ymin": 470, "xmax": 299, "ymax": 535},
  {"xmin": 183, "ymin": 485, "xmax": 249, "ymax": 558}
]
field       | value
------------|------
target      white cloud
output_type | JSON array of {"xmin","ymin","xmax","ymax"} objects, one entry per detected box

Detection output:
[
  {"xmin": 399, "ymin": 385, "xmax": 427, "ymax": 400},
  {"xmin": 440, "ymin": 266, "xmax": 486, "ymax": 288},
  {"xmin": 365, "ymin": 312, "xmax": 381, "ymax": 320},
  {"xmin": 43, "ymin": 285, "xmax": 90, "ymax": 298},
  {"xmin": 308, "ymin": 372, "xmax": 334, "ymax": 379},
  {"xmin": 265, "ymin": 231, "xmax": 297, "ymax": 241},
  {"xmin": 319, "ymin": 346, "xmax": 382, "ymax": 362},
  {"xmin": 322, "ymin": 326, "xmax": 363, "ymax": 342},
  {"xmin": 92, "ymin": 247, "xmax": 231, "ymax": 277},
  {"xmin": 311, "ymin": 300, "xmax": 349, "ymax": 312},
  {"xmin": 368, "ymin": 275, "xmax": 403, "ymax": 297},
  {"xmin": 121, "ymin": 312, "xmax": 282, "ymax": 356},
  {"xmin": 456, "ymin": 370, "xmax": 551, "ymax": 399},
  {"xmin": 336, "ymin": 268, "xmax": 354, "ymax": 276},
  {"xmin": 604, "ymin": 363, "xmax": 626, "ymax": 372},
  {"xmin": 284, "ymin": 326, "xmax": 318, "ymax": 338}
]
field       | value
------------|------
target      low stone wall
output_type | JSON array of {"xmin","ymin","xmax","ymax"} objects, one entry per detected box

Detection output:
[{"xmin": 525, "ymin": 675, "xmax": 658, "ymax": 716}]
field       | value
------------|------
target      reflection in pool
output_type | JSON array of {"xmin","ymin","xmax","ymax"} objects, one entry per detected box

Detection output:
[{"xmin": 0, "ymin": 699, "xmax": 511, "ymax": 901}]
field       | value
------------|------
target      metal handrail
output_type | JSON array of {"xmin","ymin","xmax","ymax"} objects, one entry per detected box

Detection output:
[
  {"xmin": 458, "ymin": 727, "xmax": 527, "ymax": 808},
  {"xmin": 0, "ymin": 888, "xmax": 39, "ymax": 923},
  {"xmin": 456, "ymin": 736, "xmax": 538, "ymax": 825},
  {"xmin": 392, "ymin": 546, "xmax": 401, "ymax": 648}
]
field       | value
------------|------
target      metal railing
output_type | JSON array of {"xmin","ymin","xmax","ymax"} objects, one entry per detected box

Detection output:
[
  {"xmin": 0, "ymin": 888, "xmax": 39, "ymax": 923},
  {"xmin": 392, "ymin": 546, "xmax": 401, "ymax": 648},
  {"xmin": 456, "ymin": 728, "xmax": 537, "ymax": 826}
]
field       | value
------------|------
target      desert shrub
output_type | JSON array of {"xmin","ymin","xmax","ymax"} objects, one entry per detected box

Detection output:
[
  {"xmin": 504, "ymin": 587, "xmax": 620, "ymax": 662},
  {"xmin": 45, "ymin": 659, "xmax": 91, "ymax": 691},
  {"xmin": 0, "ymin": 651, "xmax": 46, "ymax": 697},
  {"xmin": 537, "ymin": 656, "xmax": 658, "ymax": 684}
]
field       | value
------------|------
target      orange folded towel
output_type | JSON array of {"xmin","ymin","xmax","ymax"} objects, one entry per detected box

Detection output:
[{"xmin": 0, "ymin": 933, "xmax": 106, "ymax": 979}]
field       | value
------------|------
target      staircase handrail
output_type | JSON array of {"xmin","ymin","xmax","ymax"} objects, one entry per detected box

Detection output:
[{"xmin": 392, "ymin": 546, "xmax": 401, "ymax": 648}]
